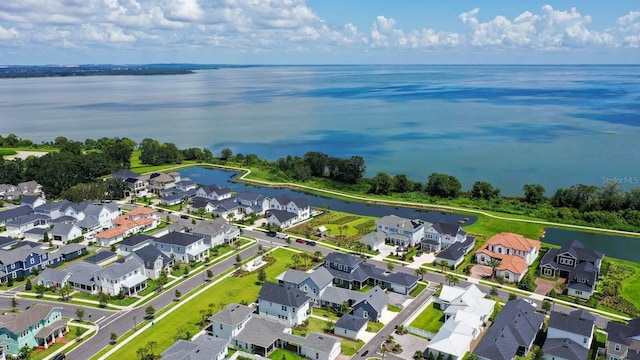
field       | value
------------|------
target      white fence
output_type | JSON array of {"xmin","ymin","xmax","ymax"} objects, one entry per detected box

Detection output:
[{"xmin": 406, "ymin": 326, "xmax": 436, "ymax": 339}]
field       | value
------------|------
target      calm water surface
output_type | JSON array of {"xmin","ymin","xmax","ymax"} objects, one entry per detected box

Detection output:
[
  {"xmin": 2, "ymin": 65, "xmax": 639, "ymax": 195},
  {"xmin": 543, "ymin": 227, "xmax": 640, "ymax": 263}
]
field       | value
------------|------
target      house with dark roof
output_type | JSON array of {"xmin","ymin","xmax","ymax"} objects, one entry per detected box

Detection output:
[
  {"xmin": 132, "ymin": 246, "xmax": 172, "ymax": 279},
  {"xmin": 5, "ymin": 214, "xmax": 49, "ymax": 236},
  {"xmin": 0, "ymin": 236, "xmax": 18, "ymax": 250},
  {"xmin": 323, "ymin": 252, "xmax": 418, "ymax": 295},
  {"xmin": 473, "ymin": 299, "xmax": 544, "ymax": 360},
  {"xmin": 162, "ymin": 334, "xmax": 230, "ymax": 360},
  {"xmin": 276, "ymin": 266, "xmax": 334, "ymax": 304},
  {"xmin": 207, "ymin": 303, "xmax": 256, "ymax": 339},
  {"xmin": 196, "ymin": 184, "xmax": 233, "ymax": 201},
  {"xmin": 434, "ymin": 236, "xmax": 476, "ymax": 269},
  {"xmin": 539, "ymin": 239, "xmax": 604, "ymax": 300},
  {"xmin": 95, "ymin": 255, "xmax": 147, "ymax": 296},
  {"xmin": 35, "ymin": 261, "xmax": 102, "ymax": 294},
  {"xmin": 236, "ymin": 191, "xmax": 269, "ymax": 215},
  {"xmin": 258, "ymin": 282, "xmax": 311, "ymax": 326},
  {"xmin": 118, "ymin": 234, "xmax": 154, "ymax": 253},
  {"xmin": 543, "ymin": 309, "xmax": 595, "ymax": 360},
  {"xmin": 0, "ymin": 304, "xmax": 66, "ymax": 356},
  {"xmin": 20, "ymin": 195, "xmax": 46, "ymax": 209},
  {"xmin": 152, "ymin": 231, "xmax": 208, "ymax": 263},
  {"xmin": 376, "ymin": 215, "xmax": 426, "ymax": 247},
  {"xmin": 422, "ymin": 222, "xmax": 468, "ymax": 252},
  {"xmin": 185, "ymin": 219, "xmax": 240, "ymax": 247},
  {"xmin": 268, "ymin": 209, "xmax": 298, "ymax": 228},
  {"xmin": 0, "ymin": 244, "xmax": 51, "ymax": 281},
  {"xmin": 269, "ymin": 194, "xmax": 311, "ymax": 222},
  {"xmin": 23, "ymin": 227, "xmax": 49, "ymax": 242},
  {"xmin": 0, "ymin": 205, "xmax": 34, "ymax": 226},
  {"xmin": 334, "ymin": 314, "xmax": 368, "ymax": 340},
  {"xmin": 352, "ymin": 286, "xmax": 387, "ymax": 321},
  {"xmin": 83, "ymin": 251, "xmax": 118, "ymax": 266},
  {"xmin": 58, "ymin": 243, "xmax": 87, "ymax": 261},
  {"xmin": 34, "ymin": 200, "xmax": 69, "ymax": 220},
  {"xmin": 605, "ymin": 318, "xmax": 640, "ymax": 360}
]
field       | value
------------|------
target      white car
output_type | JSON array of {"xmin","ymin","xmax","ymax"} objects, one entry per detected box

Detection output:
[
  {"xmin": 277, "ymin": 233, "xmax": 290, "ymax": 240},
  {"xmin": 523, "ymin": 299, "xmax": 538, "ymax": 308}
]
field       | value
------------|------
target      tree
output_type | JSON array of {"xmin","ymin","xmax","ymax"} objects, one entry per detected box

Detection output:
[
  {"xmin": 413, "ymin": 350, "xmax": 424, "ymax": 360},
  {"xmin": 426, "ymin": 173, "xmax": 462, "ymax": 198},
  {"xmin": 300, "ymin": 252, "xmax": 310, "ymax": 269},
  {"xmin": 110, "ymin": 331, "xmax": 118, "ymax": 344},
  {"xmin": 393, "ymin": 174, "xmax": 412, "ymax": 193},
  {"xmin": 490, "ymin": 286, "xmax": 499, "ymax": 297},
  {"xmin": 174, "ymin": 325, "xmax": 192, "ymax": 341},
  {"xmin": 175, "ymin": 289, "xmax": 182, "ymax": 300},
  {"xmin": 18, "ymin": 345, "xmax": 33, "ymax": 360},
  {"xmin": 147, "ymin": 340, "xmax": 158, "ymax": 359},
  {"xmin": 258, "ymin": 269, "xmax": 267, "ymax": 283},
  {"xmin": 156, "ymin": 270, "xmax": 169, "ymax": 291},
  {"xmin": 387, "ymin": 262, "xmax": 395, "ymax": 272},
  {"xmin": 370, "ymin": 172, "xmax": 393, "ymax": 195},
  {"xmin": 523, "ymin": 184, "xmax": 546, "ymax": 205},
  {"xmin": 508, "ymin": 293, "xmax": 517, "ymax": 301},
  {"xmin": 235, "ymin": 254, "xmax": 242, "ymax": 269},
  {"xmin": 488, "ymin": 258, "xmax": 502, "ymax": 279},
  {"xmin": 136, "ymin": 346, "xmax": 149, "ymax": 360},
  {"xmin": 471, "ymin": 181, "xmax": 500, "ymax": 200},
  {"xmin": 532, "ymin": 346, "xmax": 544, "ymax": 360},
  {"xmin": 99, "ymin": 292, "xmax": 109, "ymax": 307},
  {"xmin": 76, "ymin": 308, "xmax": 85, "ymax": 321},
  {"xmin": 303, "ymin": 151, "xmax": 329, "ymax": 177},
  {"xmin": 445, "ymin": 273, "xmax": 459, "ymax": 286},
  {"xmin": 221, "ymin": 148, "xmax": 233, "ymax": 160},
  {"xmin": 145, "ymin": 305, "xmax": 156, "ymax": 319},
  {"xmin": 59, "ymin": 283, "xmax": 73, "ymax": 301},
  {"xmin": 313, "ymin": 250, "xmax": 323, "ymax": 262},
  {"xmin": 439, "ymin": 260, "xmax": 449, "ymax": 273},
  {"xmin": 34, "ymin": 284, "xmax": 46, "ymax": 298},
  {"xmin": 25, "ymin": 278, "xmax": 32, "ymax": 291},
  {"xmin": 11, "ymin": 297, "xmax": 18, "ymax": 312},
  {"xmin": 207, "ymin": 269, "xmax": 213, "ymax": 280},
  {"xmin": 75, "ymin": 326, "xmax": 83, "ymax": 340},
  {"xmin": 415, "ymin": 267, "xmax": 426, "ymax": 281},
  {"xmin": 291, "ymin": 254, "xmax": 301, "ymax": 270},
  {"xmin": 542, "ymin": 299, "xmax": 552, "ymax": 313}
]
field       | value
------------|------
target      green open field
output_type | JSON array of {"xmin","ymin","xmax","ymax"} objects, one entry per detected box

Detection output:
[
  {"xmin": 288, "ymin": 210, "xmax": 377, "ymax": 249},
  {"xmin": 99, "ymin": 248, "xmax": 301, "ymax": 359},
  {"xmin": 613, "ymin": 259, "xmax": 640, "ymax": 311}
]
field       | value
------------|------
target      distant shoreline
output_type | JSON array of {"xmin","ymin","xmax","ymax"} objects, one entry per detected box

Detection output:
[{"xmin": 0, "ymin": 64, "xmax": 222, "ymax": 79}]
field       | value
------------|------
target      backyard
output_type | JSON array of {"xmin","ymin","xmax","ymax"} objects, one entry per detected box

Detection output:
[
  {"xmin": 288, "ymin": 210, "xmax": 377, "ymax": 250},
  {"xmin": 409, "ymin": 302, "xmax": 444, "ymax": 334}
]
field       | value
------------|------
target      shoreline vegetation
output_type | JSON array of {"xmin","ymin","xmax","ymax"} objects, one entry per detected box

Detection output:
[{"xmin": 0, "ymin": 64, "xmax": 217, "ymax": 78}]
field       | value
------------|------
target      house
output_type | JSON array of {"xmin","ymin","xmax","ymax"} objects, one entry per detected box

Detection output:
[
  {"xmin": 422, "ymin": 222, "xmax": 468, "ymax": 252},
  {"xmin": 36, "ymin": 262, "xmax": 102, "ymax": 293},
  {"xmin": 258, "ymin": 281, "xmax": 311, "ymax": 326},
  {"xmin": 360, "ymin": 231, "xmax": 386, "ymax": 251},
  {"xmin": 0, "ymin": 305, "xmax": 66, "ymax": 356},
  {"xmin": 162, "ymin": 335, "xmax": 230, "ymax": 360},
  {"xmin": 34, "ymin": 200, "xmax": 70, "ymax": 220},
  {"xmin": 0, "ymin": 244, "xmax": 50, "ymax": 281},
  {"xmin": 112, "ymin": 169, "xmax": 147, "ymax": 197},
  {"xmin": 175, "ymin": 179, "xmax": 197, "ymax": 192},
  {"xmin": 0, "ymin": 184, "xmax": 17, "ymax": 199},
  {"xmin": 317, "ymin": 286, "xmax": 365, "ymax": 312},
  {"xmin": 276, "ymin": 266, "xmax": 334, "ymax": 304},
  {"xmin": 148, "ymin": 172, "xmax": 179, "ymax": 194},
  {"xmin": 17, "ymin": 181, "xmax": 44, "ymax": 197},
  {"xmin": 207, "ymin": 304, "xmax": 342, "ymax": 360},
  {"xmin": 0, "ymin": 237, "xmax": 18, "ymax": 250},
  {"xmin": 434, "ymin": 236, "xmax": 476, "ymax": 269},
  {"xmin": 84, "ymin": 251, "xmax": 118, "ymax": 266},
  {"xmin": 186, "ymin": 219, "xmax": 240, "ymax": 247},
  {"xmin": 0, "ymin": 205, "xmax": 34, "ymax": 226},
  {"xmin": 473, "ymin": 299, "xmax": 544, "ymax": 360},
  {"xmin": 323, "ymin": 252, "xmax": 419, "ymax": 295},
  {"xmin": 210, "ymin": 199, "xmax": 243, "ymax": 219},
  {"xmin": 207, "ymin": 303, "xmax": 256, "ymax": 339},
  {"xmin": 23, "ymin": 227, "xmax": 50, "ymax": 242},
  {"xmin": 153, "ymin": 231, "xmax": 209, "ymax": 263},
  {"xmin": 236, "ymin": 191, "xmax": 269, "ymax": 215},
  {"xmin": 132, "ymin": 245, "xmax": 172, "ymax": 279},
  {"xmin": 196, "ymin": 184, "xmax": 233, "ymax": 201},
  {"xmin": 20, "ymin": 195, "xmax": 47, "ymax": 209},
  {"xmin": 539, "ymin": 239, "xmax": 604, "ymax": 300},
  {"xmin": 58, "ymin": 243, "xmax": 88, "ymax": 261},
  {"xmin": 542, "ymin": 309, "xmax": 595, "ymax": 360},
  {"xmin": 50, "ymin": 223, "xmax": 83, "ymax": 244},
  {"xmin": 427, "ymin": 285, "xmax": 495, "ymax": 360},
  {"xmin": 94, "ymin": 255, "xmax": 148, "ymax": 296},
  {"xmin": 94, "ymin": 207, "xmax": 158, "ymax": 246},
  {"xmin": 475, "ymin": 232, "xmax": 541, "ymax": 283},
  {"xmin": 5, "ymin": 214, "xmax": 49, "ymax": 236},
  {"xmin": 334, "ymin": 314, "xmax": 368, "ymax": 340},
  {"xmin": 268, "ymin": 210, "xmax": 298, "ymax": 228},
  {"xmin": 269, "ymin": 195, "xmax": 311, "ymax": 222},
  {"xmin": 84, "ymin": 203, "xmax": 121, "ymax": 229},
  {"xmin": 605, "ymin": 318, "xmax": 640, "ymax": 360},
  {"xmin": 376, "ymin": 215, "xmax": 426, "ymax": 247},
  {"xmin": 118, "ymin": 234, "xmax": 154, "ymax": 253},
  {"xmin": 352, "ymin": 286, "xmax": 387, "ymax": 322}
]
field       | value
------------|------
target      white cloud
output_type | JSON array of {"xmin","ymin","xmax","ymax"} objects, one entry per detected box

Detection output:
[
  {"xmin": 0, "ymin": 25, "xmax": 18, "ymax": 39},
  {"xmin": 163, "ymin": 0, "xmax": 203, "ymax": 22}
]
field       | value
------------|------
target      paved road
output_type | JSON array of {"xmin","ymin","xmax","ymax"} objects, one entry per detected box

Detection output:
[
  {"xmin": 66, "ymin": 243, "xmax": 260, "ymax": 360},
  {"xmin": 0, "ymin": 295, "xmax": 115, "ymax": 324}
]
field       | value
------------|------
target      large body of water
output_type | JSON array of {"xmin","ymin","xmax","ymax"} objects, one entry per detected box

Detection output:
[
  {"xmin": 2, "ymin": 65, "xmax": 639, "ymax": 195},
  {"xmin": 543, "ymin": 228, "xmax": 640, "ymax": 263}
]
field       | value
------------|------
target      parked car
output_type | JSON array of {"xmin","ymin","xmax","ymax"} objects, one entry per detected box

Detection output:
[
  {"xmin": 53, "ymin": 354, "xmax": 66, "ymax": 360},
  {"xmin": 296, "ymin": 238, "xmax": 306, "ymax": 243},
  {"xmin": 180, "ymin": 214, "xmax": 189, "ymax": 219},
  {"xmin": 523, "ymin": 299, "xmax": 538, "ymax": 308},
  {"xmin": 305, "ymin": 240, "xmax": 316, "ymax": 246},
  {"xmin": 277, "ymin": 233, "xmax": 290, "ymax": 240},
  {"xmin": 266, "ymin": 231, "xmax": 277, "ymax": 237}
]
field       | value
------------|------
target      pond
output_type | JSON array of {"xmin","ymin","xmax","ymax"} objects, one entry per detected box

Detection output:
[
  {"xmin": 542, "ymin": 227, "xmax": 640, "ymax": 263},
  {"xmin": 178, "ymin": 167, "xmax": 477, "ymax": 226}
]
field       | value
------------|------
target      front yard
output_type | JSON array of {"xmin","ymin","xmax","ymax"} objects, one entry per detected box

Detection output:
[{"xmin": 409, "ymin": 302, "xmax": 444, "ymax": 334}]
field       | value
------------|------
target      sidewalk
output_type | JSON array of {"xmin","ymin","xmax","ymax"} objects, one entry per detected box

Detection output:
[{"xmin": 43, "ymin": 321, "xmax": 98, "ymax": 360}]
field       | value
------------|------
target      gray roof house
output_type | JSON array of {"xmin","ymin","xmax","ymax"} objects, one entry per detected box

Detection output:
[
  {"xmin": 605, "ymin": 318, "xmax": 640, "ymax": 360},
  {"xmin": 95, "ymin": 255, "xmax": 147, "ymax": 296},
  {"xmin": 186, "ymin": 218, "xmax": 240, "ymax": 247},
  {"xmin": 118, "ymin": 234, "xmax": 154, "ymax": 253},
  {"xmin": 352, "ymin": 286, "xmax": 387, "ymax": 322},
  {"xmin": 58, "ymin": 243, "xmax": 87, "ymax": 261},
  {"xmin": 360, "ymin": 231, "xmax": 386, "ymax": 251},
  {"xmin": 334, "ymin": 314, "xmax": 368, "ymax": 340},
  {"xmin": 162, "ymin": 335, "xmax": 230, "ymax": 360},
  {"xmin": 258, "ymin": 282, "xmax": 311, "ymax": 326},
  {"xmin": 276, "ymin": 266, "xmax": 334, "ymax": 303},
  {"xmin": 50, "ymin": 223, "xmax": 83, "ymax": 243},
  {"xmin": 132, "ymin": 246, "xmax": 172, "ymax": 279},
  {"xmin": 543, "ymin": 309, "xmax": 595, "ymax": 360},
  {"xmin": 422, "ymin": 222, "xmax": 468, "ymax": 252},
  {"xmin": 434, "ymin": 236, "xmax": 476, "ymax": 269},
  {"xmin": 473, "ymin": 299, "xmax": 544, "ymax": 360},
  {"xmin": 35, "ymin": 261, "xmax": 102, "ymax": 293},
  {"xmin": 152, "ymin": 231, "xmax": 208, "ymax": 263},
  {"xmin": 0, "ymin": 205, "xmax": 34, "ymax": 226},
  {"xmin": 206, "ymin": 303, "xmax": 256, "ymax": 340},
  {"xmin": 268, "ymin": 209, "xmax": 298, "ymax": 228},
  {"xmin": 376, "ymin": 215, "xmax": 426, "ymax": 247}
]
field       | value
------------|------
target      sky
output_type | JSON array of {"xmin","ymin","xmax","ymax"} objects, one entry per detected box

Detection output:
[{"xmin": 0, "ymin": 1, "xmax": 639, "ymax": 64}]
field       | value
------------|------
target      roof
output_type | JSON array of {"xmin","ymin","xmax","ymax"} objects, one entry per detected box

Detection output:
[
  {"xmin": 308, "ymin": 266, "xmax": 334, "ymax": 289},
  {"xmin": 51, "ymin": 223, "xmax": 81, "ymax": 237},
  {"xmin": 112, "ymin": 169, "xmax": 139, "ymax": 179},
  {"xmin": 427, "ymin": 316, "xmax": 475, "ymax": 359},
  {"xmin": 473, "ymin": 299, "xmax": 544, "ymax": 360},
  {"xmin": 269, "ymin": 209, "xmax": 297, "ymax": 223},
  {"xmin": 59, "ymin": 243, "xmax": 87, "ymax": 255},
  {"xmin": 0, "ymin": 245, "xmax": 47, "ymax": 266},
  {"xmin": 377, "ymin": 215, "xmax": 425, "ymax": 231},
  {"xmin": 66, "ymin": 262, "xmax": 102, "ymax": 285},
  {"xmin": 548, "ymin": 309, "xmax": 595, "ymax": 337},
  {"xmin": 36, "ymin": 267, "xmax": 70, "ymax": 285},
  {"xmin": 208, "ymin": 303, "xmax": 255, "ymax": 326},
  {"xmin": 0, "ymin": 236, "xmax": 18, "ymax": 248},
  {"xmin": 0, "ymin": 205, "xmax": 34, "ymax": 222},
  {"xmin": 429, "ymin": 222, "xmax": 464, "ymax": 236},
  {"xmin": 120, "ymin": 233, "xmax": 153, "ymax": 247},
  {"xmin": 485, "ymin": 232, "xmax": 541, "ymax": 252},
  {"xmin": 162, "ymin": 336, "xmax": 230, "ymax": 360},
  {"xmin": 324, "ymin": 252, "xmax": 364, "ymax": 269},
  {"xmin": 20, "ymin": 195, "xmax": 41, "ymax": 205},
  {"xmin": 559, "ymin": 239, "xmax": 603, "ymax": 263},
  {"xmin": 155, "ymin": 231, "xmax": 204, "ymax": 246},
  {"xmin": 360, "ymin": 231, "xmax": 386, "ymax": 246},
  {"xmin": 281, "ymin": 332, "xmax": 341, "ymax": 353},
  {"xmin": 353, "ymin": 286, "xmax": 387, "ymax": 313},
  {"xmin": 234, "ymin": 315, "xmax": 287, "ymax": 348},
  {"xmin": 83, "ymin": 251, "xmax": 118, "ymax": 264},
  {"xmin": 319, "ymin": 286, "xmax": 363, "ymax": 305},
  {"xmin": 126, "ymin": 207, "xmax": 156, "ymax": 216},
  {"xmin": 236, "ymin": 191, "xmax": 262, "ymax": 202},
  {"xmin": 606, "ymin": 318, "xmax": 640, "ymax": 346},
  {"xmin": 258, "ymin": 281, "xmax": 310, "ymax": 307},
  {"xmin": 335, "ymin": 314, "xmax": 368, "ymax": 332},
  {"xmin": 133, "ymin": 245, "xmax": 171, "ymax": 269},
  {"xmin": 6, "ymin": 214, "xmax": 49, "ymax": 226},
  {"xmin": 542, "ymin": 338, "xmax": 588, "ymax": 360},
  {"xmin": 76, "ymin": 217, "xmax": 100, "ymax": 230},
  {"xmin": 35, "ymin": 200, "xmax": 68, "ymax": 212},
  {"xmin": 0, "ymin": 304, "xmax": 61, "ymax": 335},
  {"xmin": 95, "ymin": 256, "xmax": 145, "ymax": 280}
]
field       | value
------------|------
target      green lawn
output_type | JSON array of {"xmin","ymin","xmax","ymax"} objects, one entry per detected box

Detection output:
[
  {"xmin": 388, "ymin": 304, "xmax": 402, "ymax": 312},
  {"xmin": 617, "ymin": 259, "xmax": 640, "ymax": 310},
  {"xmin": 269, "ymin": 349, "xmax": 306, "ymax": 360},
  {"xmin": 341, "ymin": 339, "xmax": 365, "ymax": 356},
  {"xmin": 99, "ymin": 248, "xmax": 299, "ymax": 359},
  {"xmin": 366, "ymin": 321, "xmax": 384, "ymax": 332},
  {"xmin": 464, "ymin": 214, "xmax": 544, "ymax": 239},
  {"xmin": 410, "ymin": 303, "xmax": 445, "ymax": 333},
  {"xmin": 312, "ymin": 308, "xmax": 340, "ymax": 321},
  {"xmin": 31, "ymin": 325, "xmax": 88, "ymax": 360},
  {"xmin": 410, "ymin": 283, "xmax": 426, "ymax": 297},
  {"xmin": 292, "ymin": 317, "xmax": 329, "ymax": 337}
]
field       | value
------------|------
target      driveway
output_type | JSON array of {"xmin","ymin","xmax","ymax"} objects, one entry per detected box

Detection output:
[
  {"xmin": 470, "ymin": 265, "xmax": 492, "ymax": 279},
  {"xmin": 535, "ymin": 278, "xmax": 561, "ymax": 296},
  {"xmin": 393, "ymin": 333, "xmax": 428, "ymax": 360}
]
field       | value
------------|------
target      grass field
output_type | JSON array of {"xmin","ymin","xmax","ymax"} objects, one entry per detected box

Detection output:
[
  {"xmin": 0, "ymin": 149, "xmax": 17, "ymax": 156},
  {"xmin": 288, "ymin": 210, "xmax": 377, "ymax": 249},
  {"xmin": 100, "ymin": 248, "xmax": 299, "ymax": 359},
  {"xmin": 464, "ymin": 214, "xmax": 544, "ymax": 239},
  {"xmin": 616, "ymin": 259, "xmax": 640, "ymax": 310},
  {"xmin": 269, "ymin": 349, "xmax": 306, "ymax": 360},
  {"xmin": 409, "ymin": 303, "xmax": 445, "ymax": 333}
]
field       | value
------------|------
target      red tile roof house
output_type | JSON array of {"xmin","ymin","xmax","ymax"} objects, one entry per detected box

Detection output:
[{"xmin": 474, "ymin": 232, "xmax": 541, "ymax": 283}]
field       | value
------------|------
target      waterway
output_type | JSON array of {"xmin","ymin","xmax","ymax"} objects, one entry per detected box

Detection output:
[
  {"xmin": 542, "ymin": 228, "xmax": 640, "ymax": 263},
  {"xmin": 178, "ymin": 167, "xmax": 476, "ymax": 226}
]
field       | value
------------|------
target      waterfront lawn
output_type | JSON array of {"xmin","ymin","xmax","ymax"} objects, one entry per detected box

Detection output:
[
  {"xmin": 101, "ymin": 248, "xmax": 298, "ymax": 360},
  {"xmin": 410, "ymin": 303, "xmax": 445, "ymax": 333},
  {"xmin": 288, "ymin": 210, "xmax": 377, "ymax": 249},
  {"xmin": 464, "ymin": 214, "xmax": 544, "ymax": 239}
]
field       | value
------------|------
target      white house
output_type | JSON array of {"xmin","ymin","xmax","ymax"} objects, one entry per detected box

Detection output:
[
  {"xmin": 152, "ymin": 231, "xmax": 209, "ymax": 263},
  {"xmin": 334, "ymin": 314, "xmax": 368, "ymax": 340},
  {"xmin": 50, "ymin": 223, "xmax": 83, "ymax": 243},
  {"xmin": 267, "ymin": 210, "xmax": 298, "ymax": 228},
  {"xmin": 207, "ymin": 303, "xmax": 255, "ymax": 340},
  {"xmin": 542, "ymin": 309, "xmax": 595, "ymax": 360},
  {"xmin": 360, "ymin": 231, "xmax": 386, "ymax": 251},
  {"xmin": 94, "ymin": 256, "xmax": 147, "ymax": 296},
  {"xmin": 258, "ymin": 282, "xmax": 310, "ymax": 326},
  {"xmin": 422, "ymin": 222, "xmax": 468, "ymax": 252},
  {"xmin": 84, "ymin": 203, "xmax": 121, "ymax": 229},
  {"xmin": 375, "ymin": 215, "xmax": 426, "ymax": 247},
  {"xmin": 269, "ymin": 195, "xmax": 310, "ymax": 222},
  {"xmin": 475, "ymin": 232, "xmax": 541, "ymax": 283},
  {"xmin": 196, "ymin": 184, "xmax": 233, "ymax": 201}
]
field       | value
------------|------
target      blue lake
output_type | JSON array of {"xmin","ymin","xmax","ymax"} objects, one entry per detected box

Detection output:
[
  {"xmin": 179, "ymin": 167, "xmax": 476, "ymax": 226},
  {"xmin": 542, "ymin": 228, "xmax": 640, "ymax": 263}
]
